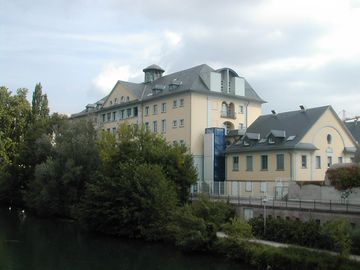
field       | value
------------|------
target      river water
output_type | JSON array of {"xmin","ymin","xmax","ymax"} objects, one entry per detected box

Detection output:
[{"xmin": 0, "ymin": 208, "xmax": 253, "ymax": 270}]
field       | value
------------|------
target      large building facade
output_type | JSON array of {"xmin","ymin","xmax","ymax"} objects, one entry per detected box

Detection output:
[{"xmin": 71, "ymin": 64, "xmax": 265, "ymax": 189}]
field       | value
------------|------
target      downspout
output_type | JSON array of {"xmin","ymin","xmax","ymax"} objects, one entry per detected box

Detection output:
[{"xmin": 245, "ymin": 101, "xmax": 250, "ymax": 128}]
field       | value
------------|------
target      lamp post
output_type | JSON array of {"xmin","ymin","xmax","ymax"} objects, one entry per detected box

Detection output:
[{"xmin": 262, "ymin": 197, "xmax": 268, "ymax": 236}]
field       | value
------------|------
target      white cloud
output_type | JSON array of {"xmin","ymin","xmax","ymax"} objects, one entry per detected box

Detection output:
[{"xmin": 92, "ymin": 64, "xmax": 140, "ymax": 94}]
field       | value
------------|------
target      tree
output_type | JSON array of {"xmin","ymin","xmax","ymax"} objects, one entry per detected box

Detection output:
[
  {"xmin": 0, "ymin": 86, "xmax": 31, "ymax": 204},
  {"xmin": 26, "ymin": 120, "xmax": 99, "ymax": 217},
  {"xmin": 326, "ymin": 164, "xmax": 360, "ymax": 198}
]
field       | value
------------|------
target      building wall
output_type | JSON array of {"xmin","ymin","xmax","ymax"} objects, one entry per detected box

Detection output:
[
  {"xmin": 226, "ymin": 151, "xmax": 291, "ymax": 198},
  {"xmin": 299, "ymin": 108, "xmax": 356, "ymax": 181},
  {"xmin": 142, "ymin": 93, "xmax": 191, "ymax": 147}
]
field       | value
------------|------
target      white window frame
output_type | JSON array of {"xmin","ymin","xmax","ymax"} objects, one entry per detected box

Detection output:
[
  {"xmin": 172, "ymin": 120, "xmax": 177, "ymax": 128},
  {"xmin": 245, "ymin": 181, "xmax": 252, "ymax": 192},
  {"xmin": 260, "ymin": 182, "xmax": 267, "ymax": 193}
]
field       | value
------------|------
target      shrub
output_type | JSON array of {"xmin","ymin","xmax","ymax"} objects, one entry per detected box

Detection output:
[{"xmin": 221, "ymin": 218, "xmax": 253, "ymax": 239}]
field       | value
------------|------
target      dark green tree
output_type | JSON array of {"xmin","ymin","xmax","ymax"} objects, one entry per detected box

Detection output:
[{"xmin": 26, "ymin": 120, "xmax": 99, "ymax": 217}]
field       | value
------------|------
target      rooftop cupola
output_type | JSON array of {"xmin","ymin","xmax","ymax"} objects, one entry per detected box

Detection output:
[{"xmin": 143, "ymin": 64, "xmax": 165, "ymax": 83}]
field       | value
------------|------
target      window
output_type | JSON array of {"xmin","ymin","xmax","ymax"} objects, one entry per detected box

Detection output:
[
  {"xmin": 232, "ymin": 156, "xmax": 239, "ymax": 171},
  {"xmin": 153, "ymin": 104, "xmax": 158, "ymax": 115},
  {"xmin": 327, "ymin": 156, "xmax": 332, "ymax": 168},
  {"xmin": 246, "ymin": 156, "xmax": 253, "ymax": 171},
  {"xmin": 161, "ymin": 103, "xmax": 166, "ymax": 113},
  {"xmin": 107, "ymin": 113, "xmax": 111, "ymax": 122},
  {"xmin": 327, "ymin": 134, "xmax": 332, "ymax": 144},
  {"xmin": 112, "ymin": 127, "xmax": 116, "ymax": 135},
  {"xmin": 126, "ymin": 108, "xmax": 132, "ymax": 118},
  {"xmin": 114, "ymin": 98, "xmax": 117, "ymax": 103},
  {"xmin": 121, "ymin": 96, "xmax": 124, "ymax": 102},
  {"xmin": 120, "ymin": 110, "xmax": 124, "ymax": 119},
  {"xmin": 245, "ymin": 181, "xmax": 252, "ymax": 192},
  {"xmin": 110, "ymin": 100, "xmax": 112, "ymax": 105},
  {"xmin": 180, "ymin": 140, "xmax": 185, "ymax": 145},
  {"xmin": 173, "ymin": 100, "xmax": 177, "ymax": 108},
  {"xmin": 153, "ymin": 121, "xmax": 158, "ymax": 133},
  {"xmin": 268, "ymin": 136, "xmax": 275, "ymax": 144},
  {"xmin": 133, "ymin": 107, "xmax": 138, "ymax": 117},
  {"xmin": 102, "ymin": 114, "xmax": 106, "ymax": 122},
  {"xmin": 260, "ymin": 182, "xmax": 267, "ymax": 193},
  {"xmin": 351, "ymin": 157, "xmax": 355, "ymax": 163},
  {"xmin": 145, "ymin": 122, "xmax": 149, "ymax": 132},
  {"xmin": 126, "ymin": 96, "xmax": 130, "ymax": 102},
  {"xmin": 301, "ymin": 155, "xmax": 307, "ymax": 168},
  {"xmin": 239, "ymin": 105, "xmax": 244, "ymax": 114},
  {"xmin": 107, "ymin": 128, "xmax": 110, "ymax": 133},
  {"xmin": 179, "ymin": 119, "xmax": 184, "ymax": 127},
  {"xmin": 180, "ymin": 98, "xmax": 184, "ymax": 107},
  {"xmin": 112, "ymin": 112, "xmax": 116, "ymax": 121},
  {"xmin": 239, "ymin": 123, "xmax": 244, "ymax": 130},
  {"xmin": 172, "ymin": 140, "xmax": 177, "ymax": 146},
  {"xmin": 316, "ymin": 156, "xmax": 321, "ymax": 169},
  {"xmin": 276, "ymin": 154, "xmax": 284, "ymax": 170},
  {"xmin": 338, "ymin": 157, "xmax": 343, "ymax": 164},
  {"xmin": 244, "ymin": 208, "xmax": 253, "ymax": 221},
  {"xmin": 261, "ymin": 155, "xmax": 268, "ymax": 170},
  {"xmin": 172, "ymin": 120, "xmax": 177, "ymax": 128},
  {"xmin": 161, "ymin": 119, "xmax": 166, "ymax": 133},
  {"xmin": 145, "ymin": 106, "xmax": 149, "ymax": 116}
]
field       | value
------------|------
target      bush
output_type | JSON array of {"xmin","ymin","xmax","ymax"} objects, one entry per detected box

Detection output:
[
  {"xmin": 350, "ymin": 228, "xmax": 360, "ymax": 255},
  {"xmin": 221, "ymin": 217, "xmax": 252, "ymax": 239},
  {"xmin": 322, "ymin": 219, "xmax": 352, "ymax": 257}
]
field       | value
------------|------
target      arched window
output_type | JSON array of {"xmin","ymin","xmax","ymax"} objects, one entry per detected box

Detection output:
[
  {"xmin": 327, "ymin": 134, "xmax": 332, "ymax": 144},
  {"xmin": 126, "ymin": 96, "xmax": 130, "ymax": 102},
  {"xmin": 120, "ymin": 96, "xmax": 124, "ymax": 102},
  {"xmin": 221, "ymin": 102, "xmax": 228, "ymax": 117}
]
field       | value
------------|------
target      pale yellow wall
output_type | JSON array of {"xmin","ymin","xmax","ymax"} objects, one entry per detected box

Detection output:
[
  {"xmin": 103, "ymin": 83, "xmax": 138, "ymax": 108},
  {"xmin": 142, "ymin": 93, "xmax": 191, "ymax": 147},
  {"xmin": 190, "ymin": 93, "xmax": 208, "ymax": 155},
  {"xmin": 299, "ymin": 108, "xmax": 357, "ymax": 181},
  {"xmin": 226, "ymin": 152, "xmax": 291, "ymax": 181}
]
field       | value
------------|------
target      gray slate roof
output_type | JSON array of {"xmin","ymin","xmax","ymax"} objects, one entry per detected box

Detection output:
[
  {"xmin": 226, "ymin": 106, "xmax": 331, "ymax": 153},
  {"xmin": 345, "ymin": 121, "xmax": 360, "ymax": 144},
  {"xmin": 71, "ymin": 64, "xmax": 265, "ymax": 117}
]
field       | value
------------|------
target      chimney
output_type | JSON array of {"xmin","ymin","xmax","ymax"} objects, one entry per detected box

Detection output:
[
  {"xmin": 271, "ymin": 110, "xmax": 277, "ymax": 115},
  {"xmin": 300, "ymin": 105, "xmax": 306, "ymax": 112}
]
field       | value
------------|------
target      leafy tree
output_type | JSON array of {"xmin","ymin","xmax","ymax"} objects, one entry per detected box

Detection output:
[
  {"xmin": 80, "ymin": 163, "xmax": 178, "ymax": 239},
  {"xmin": 326, "ymin": 164, "xmax": 360, "ymax": 198},
  {"xmin": 0, "ymin": 86, "xmax": 31, "ymax": 204},
  {"xmin": 97, "ymin": 123, "xmax": 197, "ymax": 203},
  {"xmin": 26, "ymin": 120, "xmax": 99, "ymax": 217},
  {"xmin": 222, "ymin": 218, "xmax": 253, "ymax": 239}
]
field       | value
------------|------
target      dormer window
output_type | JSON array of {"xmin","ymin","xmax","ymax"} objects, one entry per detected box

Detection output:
[
  {"xmin": 268, "ymin": 136, "xmax": 275, "ymax": 144},
  {"xmin": 243, "ymin": 140, "xmax": 250, "ymax": 146}
]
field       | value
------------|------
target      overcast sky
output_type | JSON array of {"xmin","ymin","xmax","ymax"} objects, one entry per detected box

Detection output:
[{"xmin": 1, "ymin": 0, "xmax": 360, "ymax": 118}]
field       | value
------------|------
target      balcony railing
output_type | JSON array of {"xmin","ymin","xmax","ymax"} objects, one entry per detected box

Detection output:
[{"xmin": 221, "ymin": 110, "xmax": 236, "ymax": 119}]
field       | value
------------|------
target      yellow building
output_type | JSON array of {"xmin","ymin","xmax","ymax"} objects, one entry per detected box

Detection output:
[
  {"xmin": 71, "ymin": 64, "xmax": 265, "ymax": 189},
  {"xmin": 225, "ymin": 105, "xmax": 358, "ymax": 199}
]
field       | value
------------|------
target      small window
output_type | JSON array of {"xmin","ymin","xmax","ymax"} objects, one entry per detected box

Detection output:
[
  {"xmin": 173, "ymin": 100, "xmax": 177, "ymax": 108},
  {"xmin": 327, "ymin": 156, "xmax": 332, "ymax": 168},
  {"xmin": 102, "ymin": 114, "xmax": 106, "ymax": 122},
  {"xmin": 161, "ymin": 119, "xmax": 166, "ymax": 133},
  {"xmin": 327, "ymin": 134, "xmax": 332, "ymax": 144},
  {"xmin": 245, "ymin": 181, "xmax": 252, "ymax": 192},
  {"xmin": 338, "ymin": 157, "xmax": 343, "ymax": 164},
  {"xmin": 239, "ymin": 123, "xmax": 244, "ymax": 130},
  {"xmin": 246, "ymin": 156, "xmax": 253, "ymax": 171},
  {"xmin": 120, "ymin": 110, "xmax": 124, "ymax": 119},
  {"xmin": 172, "ymin": 120, "xmax": 177, "ymax": 128},
  {"xmin": 260, "ymin": 182, "xmax": 267, "ymax": 193},
  {"xmin": 161, "ymin": 103, "xmax": 166, "ymax": 113},
  {"xmin": 268, "ymin": 136, "xmax": 275, "ymax": 144},
  {"xmin": 112, "ymin": 112, "xmax": 116, "ymax": 121},
  {"xmin": 179, "ymin": 119, "xmax": 184, "ymax": 127},
  {"xmin": 232, "ymin": 156, "xmax": 239, "ymax": 171},
  {"xmin": 301, "ymin": 155, "xmax": 307, "ymax": 168},
  {"xmin": 153, "ymin": 104, "xmax": 158, "ymax": 115},
  {"xmin": 244, "ymin": 208, "xmax": 253, "ymax": 221},
  {"xmin": 114, "ymin": 98, "xmax": 117, "ymax": 103},
  {"xmin": 126, "ymin": 108, "xmax": 132, "ymax": 118},
  {"xmin": 112, "ymin": 127, "xmax": 116, "ymax": 135},
  {"xmin": 276, "ymin": 154, "xmax": 284, "ymax": 170},
  {"xmin": 107, "ymin": 113, "xmax": 111, "ymax": 121},
  {"xmin": 121, "ymin": 96, "xmax": 124, "ymax": 102},
  {"xmin": 133, "ymin": 107, "xmax": 138, "ymax": 117},
  {"xmin": 239, "ymin": 105, "xmax": 244, "ymax": 114},
  {"xmin": 153, "ymin": 121, "xmax": 158, "ymax": 133},
  {"xmin": 180, "ymin": 98, "xmax": 184, "ymax": 107},
  {"xmin": 126, "ymin": 96, "xmax": 130, "ymax": 102},
  {"xmin": 172, "ymin": 140, "xmax": 177, "ymax": 146},
  {"xmin": 179, "ymin": 140, "xmax": 185, "ymax": 146},
  {"xmin": 316, "ymin": 156, "xmax": 321, "ymax": 169},
  {"xmin": 145, "ymin": 122, "xmax": 149, "ymax": 132},
  {"xmin": 145, "ymin": 106, "xmax": 149, "ymax": 116},
  {"xmin": 110, "ymin": 100, "xmax": 112, "ymax": 105},
  {"xmin": 261, "ymin": 155, "xmax": 268, "ymax": 170}
]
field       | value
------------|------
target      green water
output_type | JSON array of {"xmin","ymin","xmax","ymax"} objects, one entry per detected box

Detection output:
[{"xmin": 0, "ymin": 208, "xmax": 253, "ymax": 270}]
